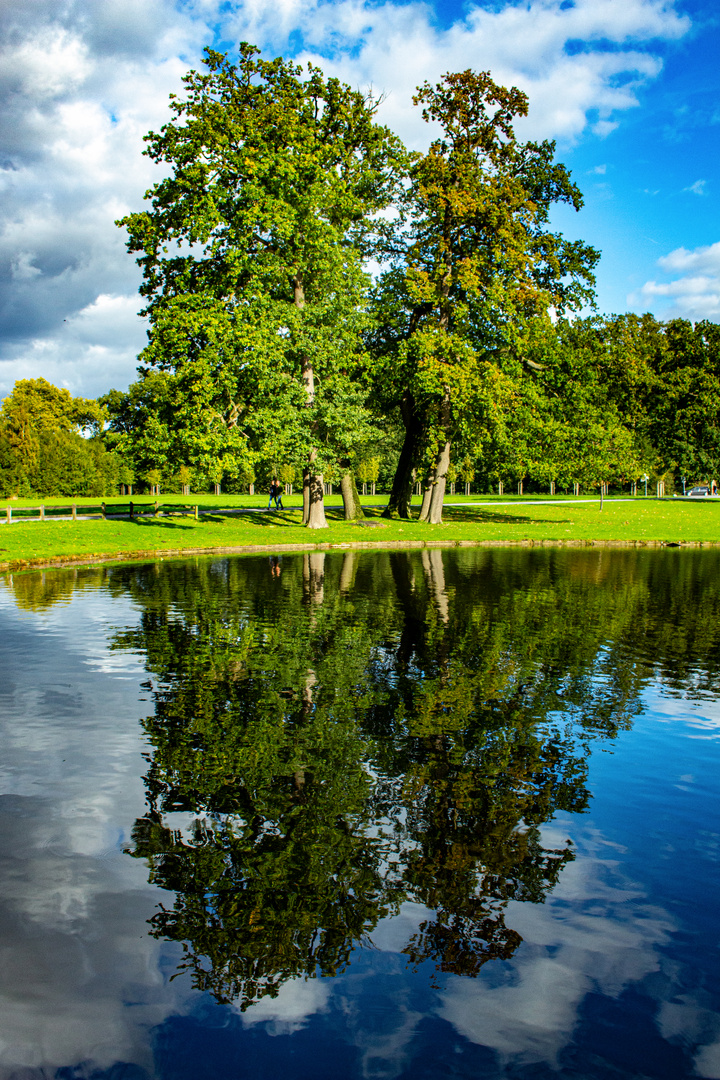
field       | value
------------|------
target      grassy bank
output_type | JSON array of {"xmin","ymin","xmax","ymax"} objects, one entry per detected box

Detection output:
[{"xmin": 1, "ymin": 494, "xmax": 719, "ymax": 571}]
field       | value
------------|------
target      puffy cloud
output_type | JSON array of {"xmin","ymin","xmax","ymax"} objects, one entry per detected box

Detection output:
[
  {"xmin": 0, "ymin": 0, "xmax": 692, "ymax": 398},
  {"xmin": 226, "ymin": 0, "xmax": 686, "ymax": 147},
  {"xmin": 436, "ymin": 823, "xmax": 675, "ymax": 1070},
  {"xmin": 238, "ymin": 976, "xmax": 332, "ymax": 1035},
  {"xmin": 632, "ymin": 241, "xmax": 720, "ymax": 319}
]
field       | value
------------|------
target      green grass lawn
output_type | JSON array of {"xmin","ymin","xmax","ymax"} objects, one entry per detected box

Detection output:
[{"xmin": 1, "ymin": 493, "xmax": 719, "ymax": 571}]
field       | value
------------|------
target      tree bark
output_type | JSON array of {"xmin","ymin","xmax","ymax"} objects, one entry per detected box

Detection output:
[
  {"xmin": 340, "ymin": 467, "xmax": 365, "ymax": 520},
  {"xmin": 428, "ymin": 435, "xmax": 451, "ymax": 524},
  {"xmin": 306, "ymin": 467, "xmax": 328, "ymax": 529},
  {"xmin": 302, "ymin": 465, "xmax": 310, "ymax": 525},
  {"xmin": 417, "ymin": 468, "xmax": 435, "ymax": 522},
  {"xmin": 384, "ymin": 395, "xmax": 420, "ymax": 519},
  {"xmin": 294, "ymin": 272, "xmax": 328, "ymax": 529},
  {"xmin": 420, "ymin": 391, "xmax": 451, "ymax": 525}
]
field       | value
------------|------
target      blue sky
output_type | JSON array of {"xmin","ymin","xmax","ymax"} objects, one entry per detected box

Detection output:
[{"xmin": 0, "ymin": 0, "xmax": 718, "ymax": 399}]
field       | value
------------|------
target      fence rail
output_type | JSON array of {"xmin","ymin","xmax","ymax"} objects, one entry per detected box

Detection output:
[{"xmin": 2, "ymin": 501, "xmax": 201, "ymax": 524}]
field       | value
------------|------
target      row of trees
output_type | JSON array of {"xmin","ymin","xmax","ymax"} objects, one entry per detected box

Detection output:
[
  {"xmin": 3, "ymin": 309, "xmax": 718, "ymax": 503},
  {"xmin": 2, "ymin": 47, "xmax": 719, "ymax": 510}
]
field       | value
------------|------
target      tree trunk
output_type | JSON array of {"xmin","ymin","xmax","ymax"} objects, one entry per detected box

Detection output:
[
  {"xmin": 302, "ymin": 466, "xmax": 310, "ymax": 525},
  {"xmin": 384, "ymin": 395, "xmax": 419, "ymax": 519},
  {"xmin": 340, "ymin": 468, "xmax": 365, "ymax": 520},
  {"xmin": 600, "ymin": 484, "xmax": 604, "ymax": 511},
  {"xmin": 428, "ymin": 438, "xmax": 451, "ymax": 524},
  {"xmin": 417, "ymin": 468, "xmax": 435, "ymax": 522},
  {"xmin": 427, "ymin": 392, "xmax": 451, "ymax": 524},
  {"xmin": 306, "ymin": 469, "xmax": 328, "ymax": 529},
  {"xmin": 293, "ymin": 272, "xmax": 328, "ymax": 529}
]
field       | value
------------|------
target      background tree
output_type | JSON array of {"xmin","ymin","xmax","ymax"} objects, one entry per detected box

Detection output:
[{"xmin": 0, "ymin": 377, "xmax": 120, "ymax": 497}]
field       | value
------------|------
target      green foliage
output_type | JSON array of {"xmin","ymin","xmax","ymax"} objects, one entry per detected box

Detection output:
[
  {"xmin": 371, "ymin": 70, "xmax": 599, "ymax": 520},
  {"xmin": 0, "ymin": 380, "xmax": 121, "ymax": 497},
  {"xmin": 116, "ymin": 44, "xmax": 406, "ymax": 513}
]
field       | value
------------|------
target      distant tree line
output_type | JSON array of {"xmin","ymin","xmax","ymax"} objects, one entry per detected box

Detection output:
[{"xmin": 1, "ymin": 45, "xmax": 719, "ymax": 510}]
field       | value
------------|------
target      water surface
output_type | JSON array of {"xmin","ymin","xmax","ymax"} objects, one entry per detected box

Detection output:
[{"xmin": 1, "ymin": 548, "xmax": 719, "ymax": 1079}]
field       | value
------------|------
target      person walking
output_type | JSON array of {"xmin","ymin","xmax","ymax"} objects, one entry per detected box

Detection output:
[{"xmin": 268, "ymin": 478, "xmax": 283, "ymax": 510}]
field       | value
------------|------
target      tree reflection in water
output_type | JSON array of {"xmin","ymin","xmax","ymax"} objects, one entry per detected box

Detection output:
[{"xmin": 100, "ymin": 547, "xmax": 720, "ymax": 1010}]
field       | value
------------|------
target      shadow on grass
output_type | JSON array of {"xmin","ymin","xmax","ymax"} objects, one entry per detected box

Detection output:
[
  {"xmin": 130, "ymin": 504, "xmax": 574, "ymax": 532},
  {"xmin": 444, "ymin": 507, "xmax": 571, "ymax": 525},
  {"xmin": 366, "ymin": 506, "xmax": 572, "ymax": 527},
  {"xmin": 132, "ymin": 517, "xmax": 198, "ymax": 532}
]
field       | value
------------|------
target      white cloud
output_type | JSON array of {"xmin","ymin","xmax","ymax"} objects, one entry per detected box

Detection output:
[
  {"xmin": 631, "ymin": 241, "xmax": 720, "ymax": 319},
  {"xmin": 0, "ymin": 0, "xmax": 692, "ymax": 398},
  {"xmin": 437, "ymin": 823, "xmax": 674, "ymax": 1070},
  {"xmin": 0, "ymin": 587, "xmax": 198, "ymax": 1077},
  {"xmin": 684, "ymin": 179, "xmax": 708, "ymax": 196},
  {"xmin": 238, "ymin": 976, "xmax": 331, "ymax": 1034}
]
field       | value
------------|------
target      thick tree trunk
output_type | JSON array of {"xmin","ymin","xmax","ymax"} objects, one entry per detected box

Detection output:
[
  {"xmin": 417, "ymin": 468, "xmax": 435, "ymax": 522},
  {"xmin": 384, "ymin": 395, "xmax": 420, "ymax": 519},
  {"xmin": 428, "ymin": 435, "xmax": 451, "ymax": 524},
  {"xmin": 340, "ymin": 467, "xmax": 365, "ymax": 520},
  {"xmin": 294, "ymin": 272, "xmax": 328, "ymax": 530},
  {"xmin": 306, "ymin": 469, "xmax": 328, "ymax": 529}
]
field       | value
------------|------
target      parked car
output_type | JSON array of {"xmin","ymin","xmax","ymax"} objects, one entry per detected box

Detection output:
[{"xmin": 689, "ymin": 486, "xmax": 710, "ymax": 497}]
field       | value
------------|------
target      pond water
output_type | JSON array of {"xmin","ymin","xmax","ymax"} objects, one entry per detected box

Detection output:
[{"xmin": 1, "ymin": 547, "xmax": 720, "ymax": 1080}]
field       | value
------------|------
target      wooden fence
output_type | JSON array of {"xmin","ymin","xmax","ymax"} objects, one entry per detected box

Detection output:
[{"xmin": 2, "ymin": 501, "xmax": 201, "ymax": 524}]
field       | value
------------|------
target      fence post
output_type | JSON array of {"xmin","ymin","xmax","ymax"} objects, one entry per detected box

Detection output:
[
  {"xmin": 498, "ymin": 481, "xmax": 503, "ymax": 496},
  {"xmin": 129, "ymin": 500, "xmax": 134, "ymax": 519},
  {"xmin": 40, "ymin": 504, "xmax": 45, "ymax": 520},
  {"xmin": 194, "ymin": 504, "xmax": 199, "ymax": 521},
  {"xmin": 154, "ymin": 501, "xmax": 160, "ymax": 518},
  {"xmin": 72, "ymin": 503, "xmax": 77, "ymax": 521},
  {"xmin": 101, "ymin": 502, "xmax": 106, "ymax": 519},
  {"xmin": 6, "ymin": 507, "xmax": 10, "ymax": 524}
]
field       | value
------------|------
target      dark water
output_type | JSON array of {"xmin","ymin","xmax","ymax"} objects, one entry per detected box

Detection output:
[{"xmin": 1, "ymin": 547, "xmax": 720, "ymax": 1080}]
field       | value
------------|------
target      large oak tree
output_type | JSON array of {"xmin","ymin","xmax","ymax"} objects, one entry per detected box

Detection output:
[
  {"xmin": 118, "ymin": 45, "xmax": 404, "ymax": 526},
  {"xmin": 373, "ymin": 70, "xmax": 599, "ymax": 521}
]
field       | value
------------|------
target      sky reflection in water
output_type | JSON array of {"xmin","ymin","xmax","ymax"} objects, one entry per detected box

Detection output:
[{"xmin": 0, "ymin": 548, "xmax": 719, "ymax": 1079}]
